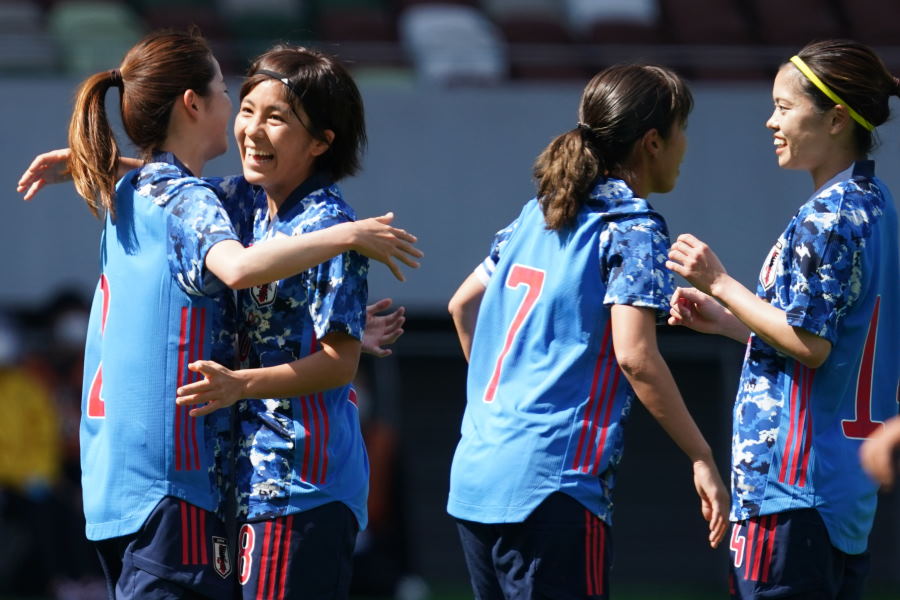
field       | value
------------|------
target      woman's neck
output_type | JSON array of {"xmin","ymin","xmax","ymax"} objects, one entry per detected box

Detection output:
[
  {"xmin": 810, "ymin": 152, "xmax": 859, "ymax": 191},
  {"xmin": 159, "ymin": 139, "xmax": 207, "ymax": 177}
]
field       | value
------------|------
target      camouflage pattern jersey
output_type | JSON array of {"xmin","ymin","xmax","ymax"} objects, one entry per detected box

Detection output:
[
  {"xmin": 208, "ymin": 172, "xmax": 370, "ymax": 528},
  {"xmin": 731, "ymin": 160, "xmax": 900, "ymax": 554}
]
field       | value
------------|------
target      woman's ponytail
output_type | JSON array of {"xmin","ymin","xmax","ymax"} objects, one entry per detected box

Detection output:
[
  {"xmin": 533, "ymin": 127, "xmax": 602, "ymax": 231},
  {"xmin": 68, "ymin": 69, "xmax": 123, "ymax": 219}
]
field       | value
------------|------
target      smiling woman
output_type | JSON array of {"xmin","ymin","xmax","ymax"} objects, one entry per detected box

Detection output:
[
  {"xmin": 667, "ymin": 39, "xmax": 900, "ymax": 599},
  {"xmin": 172, "ymin": 45, "xmax": 387, "ymax": 600}
]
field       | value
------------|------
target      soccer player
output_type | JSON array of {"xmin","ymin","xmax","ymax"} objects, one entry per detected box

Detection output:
[
  {"xmin": 445, "ymin": 64, "xmax": 728, "ymax": 599},
  {"xmin": 667, "ymin": 40, "xmax": 900, "ymax": 599},
  {"xmin": 28, "ymin": 31, "xmax": 420, "ymax": 599},
  {"xmin": 173, "ymin": 46, "xmax": 382, "ymax": 599}
]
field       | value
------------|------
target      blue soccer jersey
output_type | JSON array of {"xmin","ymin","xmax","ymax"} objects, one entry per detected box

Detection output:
[
  {"xmin": 731, "ymin": 160, "xmax": 900, "ymax": 554},
  {"xmin": 448, "ymin": 178, "xmax": 676, "ymax": 525},
  {"xmin": 209, "ymin": 173, "xmax": 370, "ymax": 528},
  {"xmin": 80, "ymin": 152, "xmax": 238, "ymax": 541}
]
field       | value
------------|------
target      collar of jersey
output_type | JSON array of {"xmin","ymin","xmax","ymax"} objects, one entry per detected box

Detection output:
[
  {"xmin": 149, "ymin": 151, "xmax": 195, "ymax": 177},
  {"xmin": 585, "ymin": 176, "xmax": 656, "ymax": 217},
  {"xmin": 812, "ymin": 159, "xmax": 875, "ymax": 199},
  {"xmin": 275, "ymin": 171, "xmax": 334, "ymax": 217}
]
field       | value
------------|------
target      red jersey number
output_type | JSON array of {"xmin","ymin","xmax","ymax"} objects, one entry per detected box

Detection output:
[
  {"xmin": 483, "ymin": 264, "xmax": 545, "ymax": 403},
  {"xmin": 87, "ymin": 275, "xmax": 110, "ymax": 418}
]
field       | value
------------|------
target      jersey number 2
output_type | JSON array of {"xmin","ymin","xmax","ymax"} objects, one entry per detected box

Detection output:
[
  {"xmin": 87, "ymin": 275, "xmax": 110, "ymax": 419},
  {"xmin": 842, "ymin": 296, "xmax": 883, "ymax": 439},
  {"xmin": 483, "ymin": 264, "xmax": 545, "ymax": 403}
]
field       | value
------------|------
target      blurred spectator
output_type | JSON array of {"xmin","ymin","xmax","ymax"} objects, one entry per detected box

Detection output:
[
  {"xmin": 0, "ymin": 310, "xmax": 62, "ymax": 597},
  {"xmin": 2, "ymin": 290, "xmax": 105, "ymax": 598}
]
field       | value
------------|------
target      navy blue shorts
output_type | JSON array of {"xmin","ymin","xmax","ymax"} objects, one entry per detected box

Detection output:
[
  {"xmin": 728, "ymin": 508, "xmax": 869, "ymax": 599},
  {"xmin": 94, "ymin": 496, "xmax": 235, "ymax": 600},
  {"xmin": 237, "ymin": 501, "xmax": 358, "ymax": 600},
  {"xmin": 456, "ymin": 492, "xmax": 612, "ymax": 600}
]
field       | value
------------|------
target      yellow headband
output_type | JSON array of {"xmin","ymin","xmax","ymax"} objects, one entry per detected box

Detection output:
[{"xmin": 789, "ymin": 55, "xmax": 875, "ymax": 131}]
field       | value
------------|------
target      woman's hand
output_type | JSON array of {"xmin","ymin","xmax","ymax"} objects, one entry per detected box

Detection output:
[
  {"xmin": 668, "ymin": 287, "xmax": 731, "ymax": 336},
  {"xmin": 348, "ymin": 213, "xmax": 423, "ymax": 281},
  {"xmin": 176, "ymin": 360, "xmax": 248, "ymax": 417},
  {"xmin": 860, "ymin": 417, "xmax": 900, "ymax": 489},
  {"xmin": 363, "ymin": 298, "xmax": 405, "ymax": 358},
  {"xmin": 692, "ymin": 457, "xmax": 729, "ymax": 549},
  {"xmin": 17, "ymin": 149, "xmax": 72, "ymax": 201},
  {"xmin": 666, "ymin": 233, "xmax": 728, "ymax": 296}
]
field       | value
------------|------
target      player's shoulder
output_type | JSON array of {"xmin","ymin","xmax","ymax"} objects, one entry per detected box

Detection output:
[
  {"xmin": 134, "ymin": 161, "xmax": 218, "ymax": 209},
  {"xmin": 295, "ymin": 184, "xmax": 356, "ymax": 230}
]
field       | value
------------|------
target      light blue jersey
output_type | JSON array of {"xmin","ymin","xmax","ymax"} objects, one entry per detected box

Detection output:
[
  {"xmin": 80, "ymin": 153, "xmax": 237, "ymax": 541},
  {"xmin": 732, "ymin": 161, "xmax": 900, "ymax": 554},
  {"xmin": 448, "ymin": 178, "xmax": 675, "ymax": 525}
]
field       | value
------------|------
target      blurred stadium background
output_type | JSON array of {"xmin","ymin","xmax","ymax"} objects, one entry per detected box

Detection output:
[{"xmin": 1, "ymin": 0, "xmax": 900, "ymax": 598}]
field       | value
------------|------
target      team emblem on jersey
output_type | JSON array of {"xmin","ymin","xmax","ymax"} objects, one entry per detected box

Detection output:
[
  {"xmin": 760, "ymin": 239, "xmax": 783, "ymax": 291},
  {"xmin": 212, "ymin": 536, "xmax": 232, "ymax": 578},
  {"xmin": 251, "ymin": 281, "xmax": 278, "ymax": 307}
]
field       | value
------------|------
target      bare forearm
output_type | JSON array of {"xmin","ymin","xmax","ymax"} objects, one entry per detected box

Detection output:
[
  {"xmin": 208, "ymin": 225, "xmax": 355, "ymax": 290},
  {"xmin": 710, "ymin": 275, "xmax": 830, "ymax": 367},
  {"xmin": 448, "ymin": 272, "xmax": 486, "ymax": 362},
  {"xmin": 717, "ymin": 308, "xmax": 752, "ymax": 343},
  {"xmin": 622, "ymin": 350, "xmax": 713, "ymax": 463},
  {"xmin": 238, "ymin": 343, "xmax": 360, "ymax": 399}
]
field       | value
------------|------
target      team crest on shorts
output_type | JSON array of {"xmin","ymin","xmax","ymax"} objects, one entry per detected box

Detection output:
[
  {"xmin": 760, "ymin": 239, "xmax": 783, "ymax": 291},
  {"xmin": 212, "ymin": 536, "xmax": 232, "ymax": 579}
]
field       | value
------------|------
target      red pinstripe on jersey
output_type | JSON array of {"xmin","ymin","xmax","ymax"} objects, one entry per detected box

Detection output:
[
  {"xmin": 585, "ymin": 510, "xmax": 606, "ymax": 596},
  {"xmin": 179, "ymin": 501, "xmax": 210, "ymax": 566},
  {"xmin": 318, "ymin": 393, "xmax": 330, "ymax": 483},
  {"xmin": 175, "ymin": 307, "xmax": 206, "ymax": 472},
  {"xmin": 572, "ymin": 321, "xmax": 622, "ymax": 474},
  {"xmin": 742, "ymin": 514, "xmax": 777, "ymax": 582},
  {"xmin": 299, "ymin": 334, "xmax": 330, "ymax": 484},
  {"xmin": 778, "ymin": 362, "xmax": 815, "ymax": 487},
  {"xmin": 252, "ymin": 516, "xmax": 294, "ymax": 600}
]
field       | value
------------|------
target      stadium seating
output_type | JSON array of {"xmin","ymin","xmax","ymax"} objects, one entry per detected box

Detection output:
[
  {"xmin": 0, "ymin": 1, "xmax": 57, "ymax": 73},
  {"xmin": 47, "ymin": 1, "xmax": 143, "ymax": 75},
  {"xmin": 3, "ymin": 0, "xmax": 896, "ymax": 81},
  {"xmin": 399, "ymin": 3, "xmax": 507, "ymax": 86}
]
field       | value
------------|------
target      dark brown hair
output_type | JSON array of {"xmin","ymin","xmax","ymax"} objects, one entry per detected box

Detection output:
[
  {"xmin": 68, "ymin": 29, "xmax": 216, "ymax": 218},
  {"xmin": 533, "ymin": 64, "xmax": 693, "ymax": 231},
  {"xmin": 241, "ymin": 46, "xmax": 367, "ymax": 182},
  {"xmin": 792, "ymin": 39, "xmax": 900, "ymax": 156}
]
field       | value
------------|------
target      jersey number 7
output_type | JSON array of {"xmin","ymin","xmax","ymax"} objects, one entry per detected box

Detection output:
[{"xmin": 483, "ymin": 264, "xmax": 545, "ymax": 403}]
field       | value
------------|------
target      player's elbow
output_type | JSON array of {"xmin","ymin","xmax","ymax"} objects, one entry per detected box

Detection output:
[
  {"xmin": 796, "ymin": 346, "xmax": 830, "ymax": 369},
  {"xmin": 792, "ymin": 330, "xmax": 831, "ymax": 369},
  {"xmin": 322, "ymin": 335, "xmax": 362, "ymax": 387},
  {"xmin": 615, "ymin": 347, "xmax": 657, "ymax": 381}
]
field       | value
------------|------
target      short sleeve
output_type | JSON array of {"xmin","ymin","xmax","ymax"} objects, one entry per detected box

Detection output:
[
  {"xmin": 474, "ymin": 218, "xmax": 519, "ymax": 286},
  {"xmin": 781, "ymin": 194, "xmax": 865, "ymax": 343},
  {"xmin": 602, "ymin": 217, "xmax": 675, "ymax": 317},
  {"xmin": 301, "ymin": 206, "xmax": 369, "ymax": 341},
  {"xmin": 166, "ymin": 183, "xmax": 239, "ymax": 297}
]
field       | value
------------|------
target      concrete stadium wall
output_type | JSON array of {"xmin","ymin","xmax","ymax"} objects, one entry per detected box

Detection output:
[{"xmin": 4, "ymin": 77, "xmax": 900, "ymax": 310}]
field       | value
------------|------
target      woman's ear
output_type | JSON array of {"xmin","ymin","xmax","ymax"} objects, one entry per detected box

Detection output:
[
  {"xmin": 641, "ymin": 128, "xmax": 662, "ymax": 157},
  {"xmin": 829, "ymin": 105, "xmax": 852, "ymax": 135},
  {"xmin": 311, "ymin": 129, "xmax": 335, "ymax": 157},
  {"xmin": 181, "ymin": 89, "xmax": 201, "ymax": 119}
]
